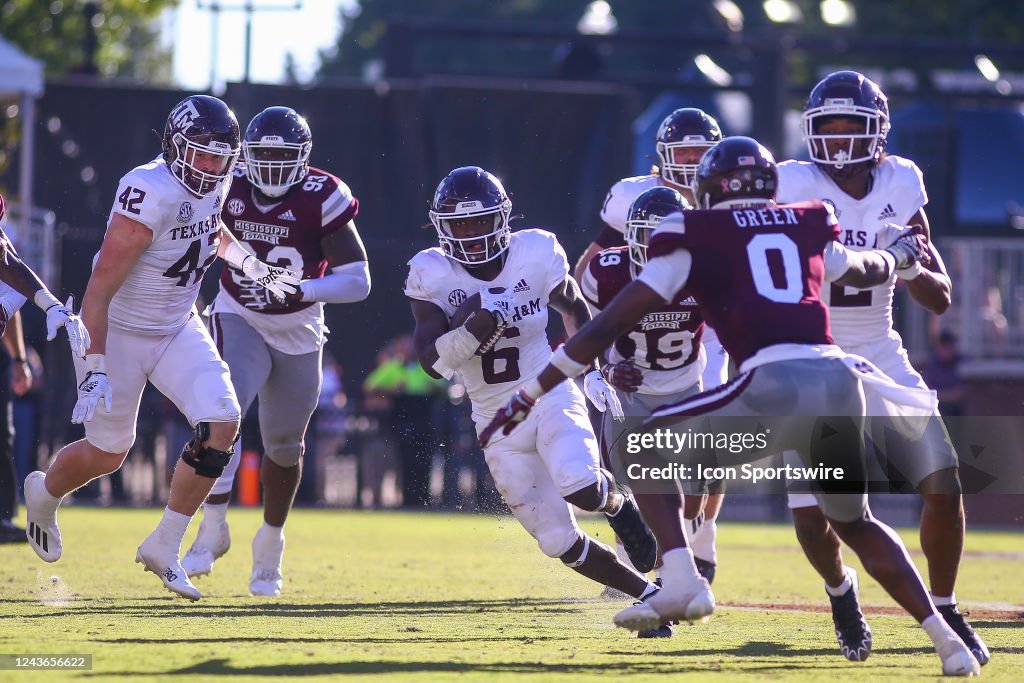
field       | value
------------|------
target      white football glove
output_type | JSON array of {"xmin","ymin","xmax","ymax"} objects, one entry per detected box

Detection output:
[
  {"xmin": 878, "ymin": 223, "xmax": 927, "ymax": 279},
  {"xmin": 44, "ymin": 295, "xmax": 90, "ymax": 358},
  {"xmin": 479, "ymin": 287, "xmax": 514, "ymax": 326},
  {"xmin": 241, "ymin": 256, "xmax": 301, "ymax": 299},
  {"xmin": 884, "ymin": 232, "xmax": 930, "ymax": 271},
  {"xmin": 72, "ymin": 354, "xmax": 113, "ymax": 424},
  {"xmin": 583, "ymin": 370, "xmax": 625, "ymax": 422}
]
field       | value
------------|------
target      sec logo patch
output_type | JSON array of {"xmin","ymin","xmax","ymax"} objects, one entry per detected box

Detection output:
[{"xmin": 227, "ymin": 198, "xmax": 245, "ymax": 216}]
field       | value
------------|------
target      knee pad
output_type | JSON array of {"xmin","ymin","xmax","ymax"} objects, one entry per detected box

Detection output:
[
  {"xmin": 536, "ymin": 524, "xmax": 580, "ymax": 559},
  {"xmin": 181, "ymin": 422, "xmax": 235, "ymax": 479}
]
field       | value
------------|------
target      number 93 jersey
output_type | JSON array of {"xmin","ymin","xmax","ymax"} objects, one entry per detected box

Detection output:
[
  {"xmin": 105, "ymin": 157, "xmax": 229, "ymax": 335},
  {"xmin": 777, "ymin": 156, "xmax": 927, "ymax": 346},
  {"xmin": 211, "ymin": 166, "xmax": 358, "ymax": 354},
  {"xmin": 579, "ymin": 246, "xmax": 705, "ymax": 396},
  {"xmin": 405, "ymin": 229, "xmax": 570, "ymax": 424}
]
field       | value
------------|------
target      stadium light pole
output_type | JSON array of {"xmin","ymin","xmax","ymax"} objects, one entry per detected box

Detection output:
[{"xmin": 196, "ymin": 0, "xmax": 304, "ymax": 88}]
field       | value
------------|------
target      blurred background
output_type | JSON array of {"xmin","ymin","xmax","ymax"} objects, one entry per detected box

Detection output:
[{"xmin": 0, "ymin": 0, "xmax": 1021, "ymax": 523}]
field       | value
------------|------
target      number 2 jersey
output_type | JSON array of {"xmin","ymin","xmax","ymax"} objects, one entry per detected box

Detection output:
[
  {"xmin": 210, "ymin": 165, "xmax": 359, "ymax": 354},
  {"xmin": 777, "ymin": 156, "xmax": 927, "ymax": 347},
  {"xmin": 645, "ymin": 201, "xmax": 841, "ymax": 368},
  {"xmin": 579, "ymin": 247, "xmax": 705, "ymax": 395},
  {"xmin": 405, "ymin": 229, "xmax": 569, "ymax": 423},
  {"xmin": 106, "ymin": 156, "xmax": 229, "ymax": 335}
]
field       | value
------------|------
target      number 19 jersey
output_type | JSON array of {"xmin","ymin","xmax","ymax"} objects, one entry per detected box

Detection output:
[
  {"xmin": 405, "ymin": 229, "xmax": 569, "ymax": 423},
  {"xmin": 106, "ymin": 157, "xmax": 228, "ymax": 335}
]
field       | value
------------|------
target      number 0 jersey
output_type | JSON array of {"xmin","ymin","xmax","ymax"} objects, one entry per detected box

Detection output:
[
  {"xmin": 777, "ymin": 156, "xmax": 928, "ymax": 347},
  {"xmin": 210, "ymin": 165, "xmax": 359, "ymax": 354},
  {"xmin": 580, "ymin": 246, "xmax": 705, "ymax": 395},
  {"xmin": 106, "ymin": 157, "xmax": 229, "ymax": 335},
  {"xmin": 405, "ymin": 229, "xmax": 569, "ymax": 423},
  {"xmin": 646, "ymin": 201, "xmax": 839, "ymax": 368}
]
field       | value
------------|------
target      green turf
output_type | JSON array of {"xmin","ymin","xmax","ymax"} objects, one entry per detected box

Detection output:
[{"xmin": 0, "ymin": 508, "xmax": 1020, "ymax": 681}]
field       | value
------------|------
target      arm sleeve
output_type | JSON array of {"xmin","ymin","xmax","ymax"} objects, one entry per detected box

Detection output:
[
  {"xmin": 300, "ymin": 260, "xmax": 371, "ymax": 303},
  {"xmin": 637, "ymin": 249, "xmax": 691, "ymax": 302},
  {"xmin": 823, "ymin": 241, "xmax": 857, "ymax": 282}
]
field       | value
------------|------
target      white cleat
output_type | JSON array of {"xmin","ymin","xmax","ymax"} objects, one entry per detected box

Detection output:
[
  {"xmin": 135, "ymin": 535, "xmax": 201, "ymax": 601},
  {"xmin": 614, "ymin": 575, "xmax": 715, "ymax": 632},
  {"xmin": 249, "ymin": 526, "xmax": 285, "ymax": 597},
  {"xmin": 181, "ymin": 522, "xmax": 231, "ymax": 578},
  {"xmin": 24, "ymin": 471, "xmax": 62, "ymax": 563},
  {"xmin": 938, "ymin": 637, "xmax": 982, "ymax": 677}
]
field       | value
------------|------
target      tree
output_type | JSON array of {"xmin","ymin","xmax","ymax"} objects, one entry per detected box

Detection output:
[{"xmin": 0, "ymin": 0, "xmax": 178, "ymax": 81}]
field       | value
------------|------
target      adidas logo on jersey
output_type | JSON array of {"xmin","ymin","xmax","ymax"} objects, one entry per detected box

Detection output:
[
  {"xmin": 278, "ymin": 210, "xmax": 297, "ymax": 221},
  {"xmin": 877, "ymin": 203, "xmax": 896, "ymax": 220},
  {"xmin": 512, "ymin": 278, "xmax": 530, "ymax": 293}
]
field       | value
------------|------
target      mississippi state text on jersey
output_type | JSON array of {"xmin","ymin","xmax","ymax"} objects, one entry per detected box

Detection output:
[
  {"xmin": 647, "ymin": 201, "xmax": 839, "ymax": 366},
  {"xmin": 218, "ymin": 165, "xmax": 358, "ymax": 315},
  {"xmin": 777, "ymin": 156, "xmax": 926, "ymax": 346},
  {"xmin": 405, "ymin": 229, "xmax": 569, "ymax": 422},
  {"xmin": 580, "ymin": 246, "xmax": 705, "ymax": 395},
  {"xmin": 106, "ymin": 157, "xmax": 229, "ymax": 335}
]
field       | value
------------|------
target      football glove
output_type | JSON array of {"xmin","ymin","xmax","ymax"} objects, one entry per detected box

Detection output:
[
  {"xmin": 45, "ymin": 296, "xmax": 90, "ymax": 358},
  {"xmin": 72, "ymin": 354, "xmax": 113, "ymax": 424},
  {"xmin": 479, "ymin": 389, "xmax": 535, "ymax": 448},
  {"xmin": 241, "ymin": 256, "xmax": 302, "ymax": 299},
  {"xmin": 583, "ymin": 370, "xmax": 625, "ymax": 422}
]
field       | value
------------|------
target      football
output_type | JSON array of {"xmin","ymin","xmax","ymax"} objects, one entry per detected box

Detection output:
[{"xmin": 449, "ymin": 291, "xmax": 488, "ymax": 332}]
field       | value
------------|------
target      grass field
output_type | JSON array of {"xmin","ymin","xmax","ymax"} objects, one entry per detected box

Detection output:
[{"xmin": 0, "ymin": 507, "xmax": 1021, "ymax": 681}]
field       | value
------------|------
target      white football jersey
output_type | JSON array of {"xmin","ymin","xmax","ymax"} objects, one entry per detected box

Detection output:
[
  {"xmin": 0, "ymin": 229, "xmax": 27, "ymax": 321},
  {"xmin": 406, "ymin": 229, "xmax": 569, "ymax": 424},
  {"xmin": 599, "ymin": 174, "xmax": 660, "ymax": 235},
  {"xmin": 777, "ymin": 156, "xmax": 927, "ymax": 346},
  {"xmin": 105, "ymin": 157, "xmax": 230, "ymax": 335}
]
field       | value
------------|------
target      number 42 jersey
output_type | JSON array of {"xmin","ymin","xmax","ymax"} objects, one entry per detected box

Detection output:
[
  {"xmin": 405, "ymin": 229, "xmax": 569, "ymax": 423},
  {"xmin": 106, "ymin": 156, "xmax": 229, "ymax": 336}
]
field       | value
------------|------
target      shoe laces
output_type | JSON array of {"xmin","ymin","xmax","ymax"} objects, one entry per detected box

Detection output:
[
  {"xmin": 939, "ymin": 605, "xmax": 977, "ymax": 638},
  {"xmin": 831, "ymin": 590, "xmax": 868, "ymax": 640},
  {"xmin": 254, "ymin": 568, "xmax": 281, "ymax": 582}
]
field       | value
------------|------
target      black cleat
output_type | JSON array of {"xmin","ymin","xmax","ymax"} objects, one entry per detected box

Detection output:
[
  {"xmin": 695, "ymin": 557, "xmax": 716, "ymax": 585},
  {"xmin": 938, "ymin": 604, "xmax": 990, "ymax": 666},
  {"xmin": 605, "ymin": 490, "xmax": 657, "ymax": 573},
  {"xmin": 637, "ymin": 622, "xmax": 674, "ymax": 638},
  {"xmin": 829, "ymin": 568, "xmax": 872, "ymax": 662},
  {"xmin": 0, "ymin": 522, "xmax": 27, "ymax": 544}
]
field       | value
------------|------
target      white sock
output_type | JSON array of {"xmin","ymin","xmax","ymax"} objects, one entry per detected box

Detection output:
[
  {"xmin": 202, "ymin": 502, "xmax": 229, "ymax": 527},
  {"xmin": 690, "ymin": 518, "xmax": 717, "ymax": 565},
  {"xmin": 256, "ymin": 521, "xmax": 285, "ymax": 539},
  {"xmin": 660, "ymin": 547, "xmax": 700, "ymax": 581},
  {"xmin": 931, "ymin": 593, "xmax": 956, "ymax": 607},
  {"xmin": 155, "ymin": 508, "xmax": 192, "ymax": 550},
  {"xmin": 639, "ymin": 581, "xmax": 659, "ymax": 600},
  {"xmin": 825, "ymin": 566, "xmax": 854, "ymax": 597},
  {"xmin": 33, "ymin": 477, "xmax": 62, "ymax": 515},
  {"xmin": 921, "ymin": 613, "xmax": 962, "ymax": 653}
]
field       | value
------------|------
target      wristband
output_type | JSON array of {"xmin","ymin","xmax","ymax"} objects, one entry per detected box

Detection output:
[
  {"xmin": 896, "ymin": 261, "xmax": 924, "ymax": 280},
  {"xmin": 222, "ymin": 241, "xmax": 252, "ymax": 270},
  {"xmin": 877, "ymin": 250, "xmax": 897, "ymax": 278},
  {"xmin": 520, "ymin": 378, "xmax": 543, "ymax": 402},
  {"xmin": 33, "ymin": 289, "xmax": 62, "ymax": 312},
  {"xmin": 85, "ymin": 354, "xmax": 106, "ymax": 374},
  {"xmin": 549, "ymin": 345, "xmax": 589, "ymax": 379}
]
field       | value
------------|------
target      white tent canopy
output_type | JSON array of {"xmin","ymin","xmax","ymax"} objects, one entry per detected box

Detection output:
[{"xmin": 0, "ymin": 35, "xmax": 49, "ymax": 284}]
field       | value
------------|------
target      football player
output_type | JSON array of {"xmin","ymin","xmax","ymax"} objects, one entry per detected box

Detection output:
[
  {"xmin": 579, "ymin": 186, "xmax": 707, "ymax": 637},
  {"xmin": 575, "ymin": 108, "xmax": 727, "ymax": 585},
  {"xmin": 407, "ymin": 165, "xmax": 659, "ymax": 604},
  {"xmin": 180, "ymin": 106, "xmax": 370, "ymax": 597},
  {"xmin": 777, "ymin": 71, "xmax": 987, "ymax": 665},
  {"xmin": 23, "ymin": 95, "xmax": 299, "ymax": 601},
  {"xmin": 482, "ymin": 137, "xmax": 980, "ymax": 677}
]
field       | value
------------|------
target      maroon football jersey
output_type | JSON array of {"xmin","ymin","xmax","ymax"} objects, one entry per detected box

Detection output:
[
  {"xmin": 647, "ymin": 200, "xmax": 838, "ymax": 367},
  {"xmin": 583, "ymin": 246, "xmax": 704, "ymax": 374},
  {"xmin": 220, "ymin": 165, "xmax": 359, "ymax": 314}
]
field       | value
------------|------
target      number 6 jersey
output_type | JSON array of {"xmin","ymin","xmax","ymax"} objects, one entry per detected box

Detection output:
[
  {"xmin": 405, "ymin": 229, "xmax": 569, "ymax": 423},
  {"xmin": 106, "ymin": 156, "xmax": 229, "ymax": 335}
]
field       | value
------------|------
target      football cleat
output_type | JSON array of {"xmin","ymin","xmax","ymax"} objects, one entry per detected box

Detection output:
[
  {"xmin": 181, "ymin": 521, "xmax": 231, "ymax": 578},
  {"xmin": 938, "ymin": 604, "xmax": 990, "ymax": 666},
  {"xmin": 249, "ymin": 526, "xmax": 285, "ymax": 597},
  {"xmin": 935, "ymin": 631, "xmax": 982, "ymax": 677},
  {"xmin": 599, "ymin": 585, "xmax": 630, "ymax": 600},
  {"xmin": 605, "ymin": 489, "xmax": 658, "ymax": 573},
  {"xmin": 135, "ymin": 534, "xmax": 201, "ymax": 601},
  {"xmin": 24, "ymin": 471, "xmax": 62, "ymax": 562},
  {"xmin": 614, "ymin": 574, "xmax": 714, "ymax": 632},
  {"xmin": 695, "ymin": 557, "xmax": 716, "ymax": 585},
  {"xmin": 829, "ymin": 567, "xmax": 872, "ymax": 661},
  {"xmin": 637, "ymin": 579, "xmax": 675, "ymax": 638}
]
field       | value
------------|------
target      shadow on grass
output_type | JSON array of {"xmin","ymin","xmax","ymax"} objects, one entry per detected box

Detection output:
[{"xmin": 0, "ymin": 597, "xmax": 596, "ymax": 621}]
